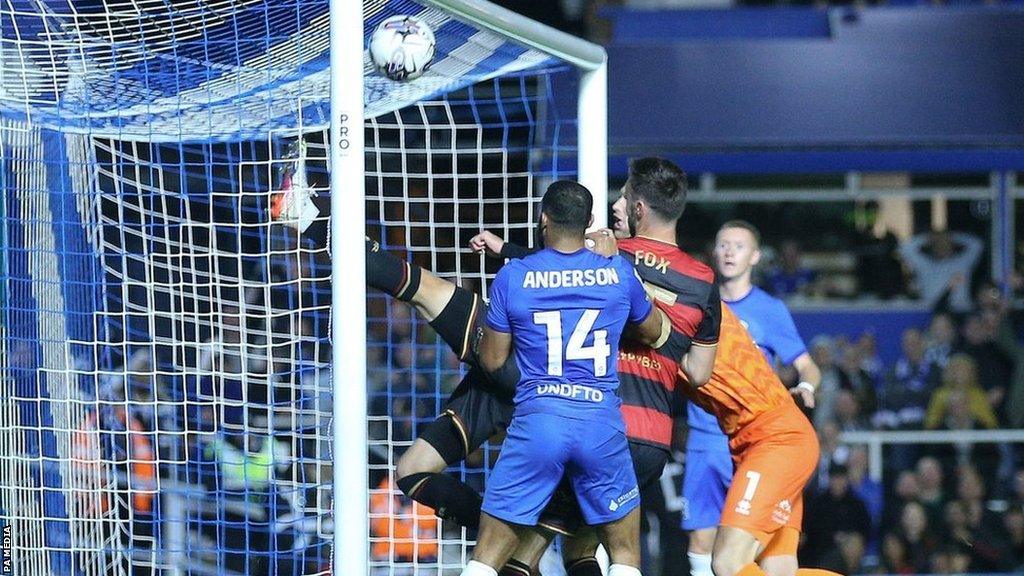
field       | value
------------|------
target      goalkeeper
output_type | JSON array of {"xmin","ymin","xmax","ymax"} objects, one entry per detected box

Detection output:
[{"xmin": 367, "ymin": 158, "xmax": 720, "ymax": 576}]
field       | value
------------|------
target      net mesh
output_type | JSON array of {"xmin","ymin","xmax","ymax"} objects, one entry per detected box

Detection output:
[
  {"xmin": 361, "ymin": 72, "xmax": 577, "ymax": 575},
  {"xmin": 0, "ymin": 1, "xmax": 580, "ymax": 575}
]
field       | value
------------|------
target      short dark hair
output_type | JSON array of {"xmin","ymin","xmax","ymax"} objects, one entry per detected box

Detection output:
[
  {"xmin": 627, "ymin": 157, "xmax": 687, "ymax": 221},
  {"xmin": 719, "ymin": 219, "xmax": 762, "ymax": 247},
  {"xmin": 541, "ymin": 180, "xmax": 592, "ymax": 233}
]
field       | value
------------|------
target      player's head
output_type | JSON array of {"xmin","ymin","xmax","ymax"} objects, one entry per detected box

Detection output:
[
  {"xmin": 539, "ymin": 180, "xmax": 593, "ymax": 244},
  {"xmin": 714, "ymin": 220, "xmax": 762, "ymax": 282},
  {"xmin": 613, "ymin": 157, "xmax": 687, "ymax": 237}
]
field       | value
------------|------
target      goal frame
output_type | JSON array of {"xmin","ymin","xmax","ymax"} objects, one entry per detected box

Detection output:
[{"xmin": 329, "ymin": 2, "xmax": 608, "ymax": 574}]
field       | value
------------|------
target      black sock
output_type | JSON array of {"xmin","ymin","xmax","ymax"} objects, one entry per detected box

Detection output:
[
  {"xmin": 396, "ymin": 472, "xmax": 482, "ymax": 529},
  {"xmin": 366, "ymin": 238, "xmax": 420, "ymax": 301},
  {"xmin": 428, "ymin": 286, "xmax": 481, "ymax": 361},
  {"xmin": 565, "ymin": 557, "xmax": 602, "ymax": 576},
  {"xmin": 498, "ymin": 559, "xmax": 533, "ymax": 576}
]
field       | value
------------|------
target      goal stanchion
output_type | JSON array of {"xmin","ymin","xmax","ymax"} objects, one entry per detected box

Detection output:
[{"xmin": 330, "ymin": 2, "xmax": 369, "ymax": 576}]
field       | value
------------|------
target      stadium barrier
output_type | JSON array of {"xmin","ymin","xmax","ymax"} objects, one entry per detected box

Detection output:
[{"xmin": 839, "ymin": 429, "xmax": 1024, "ymax": 482}]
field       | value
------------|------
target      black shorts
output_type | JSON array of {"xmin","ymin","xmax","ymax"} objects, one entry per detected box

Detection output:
[
  {"xmin": 631, "ymin": 441, "xmax": 671, "ymax": 489},
  {"xmin": 418, "ymin": 368, "xmax": 515, "ymax": 465},
  {"xmin": 538, "ymin": 441, "xmax": 670, "ymax": 534}
]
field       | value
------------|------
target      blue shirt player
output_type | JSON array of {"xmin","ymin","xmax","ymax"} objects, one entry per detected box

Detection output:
[
  {"xmin": 461, "ymin": 181, "xmax": 667, "ymax": 576},
  {"xmin": 681, "ymin": 220, "xmax": 821, "ymax": 576}
]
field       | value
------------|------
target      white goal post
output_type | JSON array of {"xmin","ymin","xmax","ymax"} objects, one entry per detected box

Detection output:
[{"xmin": 331, "ymin": 2, "xmax": 607, "ymax": 575}]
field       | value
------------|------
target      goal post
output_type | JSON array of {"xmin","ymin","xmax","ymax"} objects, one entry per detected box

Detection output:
[
  {"xmin": 334, "ymin": 2, "xmax": 605, "ymax": 574},
  {"xmin": 329, "ymin": 3, "xmax": 368, "ymax": 576}
]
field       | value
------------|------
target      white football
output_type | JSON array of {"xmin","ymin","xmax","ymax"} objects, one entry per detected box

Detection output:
[{"xmin": 369, "ymin": 15, "xmax": 436, "ymax": 82}]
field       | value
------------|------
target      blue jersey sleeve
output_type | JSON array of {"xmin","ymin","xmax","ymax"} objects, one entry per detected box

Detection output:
[
  {"xmin": 766, "ymin": 300, "xmax": 807, "ymax": 365},
  {"xmin": 486, "ymin": 266, "xmax": 513, "ymax": 333},
  {"xmin": 621, "ymin": 260, "xmax": 653, "ymax": 324}
]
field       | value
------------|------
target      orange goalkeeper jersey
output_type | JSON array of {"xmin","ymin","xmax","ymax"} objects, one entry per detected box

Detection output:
[{"xmin": 680, "ymin": 304, "xmax": 793, "ymax": 437}]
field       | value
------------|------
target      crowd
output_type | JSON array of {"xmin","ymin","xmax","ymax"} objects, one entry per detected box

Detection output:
[{"xmin": 733, "ymin": 224, "xmax": 1024, "ymax": 575}]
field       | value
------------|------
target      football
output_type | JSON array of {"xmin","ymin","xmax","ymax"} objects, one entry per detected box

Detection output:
[{"xmin": 369, "ymin": 15, "xmax": 436, "ymax": 81}]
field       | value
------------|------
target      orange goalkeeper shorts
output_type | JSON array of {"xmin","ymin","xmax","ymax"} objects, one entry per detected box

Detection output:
[{"xmin": 720, "ymin": 402, "xmax": 819, "ymax": 556}]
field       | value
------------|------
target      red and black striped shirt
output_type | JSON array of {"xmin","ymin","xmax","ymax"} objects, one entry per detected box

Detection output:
[{"xmin": 616, "ymin": 237, "xmax": 721, "ymax": 449}]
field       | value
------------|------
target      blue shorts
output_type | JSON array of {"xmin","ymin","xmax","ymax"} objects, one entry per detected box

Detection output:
[
  {"xmin": 482, "ymin": 411, "xmax": 639, "ymax": 526},
  {"xmin": 681, "ymin": 446, "xmax": 733, "ymax": 531}
]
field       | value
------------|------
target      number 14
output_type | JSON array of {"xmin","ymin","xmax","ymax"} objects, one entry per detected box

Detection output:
[{"xmin": 533, "ymin": 309, "xmax": 611, "ymax": 377}]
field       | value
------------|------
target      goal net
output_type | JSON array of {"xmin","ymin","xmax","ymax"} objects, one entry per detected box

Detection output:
[{"xmin": 0, "ymin": 1, "xmax": 597, "ymax": 575}]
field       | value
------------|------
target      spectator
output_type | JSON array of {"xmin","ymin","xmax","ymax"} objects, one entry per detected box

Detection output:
[
  {"xmin": 916, "ymin": 456, "xmax": 947, "ymax": 530},
  {"xmin": 899, "ymin": 229, "xmax": 983, "ymax": 311},
  {"xmin": 956, "ymin": 465, "xmax": 1007, "ymax": 571},
  {"xmin": 811, "ymin": 420, "xmax": 847, "ymax": 493},
  {"xmin": 930, "ymin": 542, "xmax": 973, "ymax": 575},
  {"xmin": 991, "ymin": 295, "xmax": 1024, "ymax": 429},
  {"xmin": 958, "ymin": 313, "xmax": 1013, "ymax": 421},
  {"xmin": 1013, "ymin": 469, "xmax": 1024, "ymax": 510},
  {"xmin": 1003, "ymin": 508, "xmax": 1024, "ymax": 572},
  {"xmin": 881, "ymin": 470, "xmax": 920, "ymax": 535},
  {"xmin": 803, "ymin": 462, "xmax": 872, "ymax": 568},
  {"xmin": 847, "ymin": 446, "xmax": 883, "ymax": 548},
  {"xmin": 874, "ymin": 328, "xmax": 937, "ymax": 430},
  {"xmin": 837, "ymin": 341, "xmax": 879, "ymax": 417},
  {"xmin": 923, "ymin": 312, "xmax": 957, "ymax": 371},
  {"xmin": 809, "ymin": 336, "xmax": 842, "ymax": 428},
  {"xmin": 893, "ymin": 469, "xmax": 919, "ymax": 501},
  {"xmin": 202, "ymin": 427, "xmax": 290, "ymax": 491},
  {"xmin": 369, "ymin": 477, "xmax": 439, "ymax": 566},
  {"xmin": 853, "ymin": 223, "xmax": 907, "ymax": 300},
  {"xmin": 895, "ymin": 501, "xmax": 939, "ymax": 573},
  {"xmin": 833, "ymin": 389, "xmax": 868, "ymax": 431},
  {"xmin": 924, "ymin": 354, "xmax": 998, "ymax": 430},
  {"xmin": 855, "ymin": 333, "xmax": 885, "ymax": 384},
  {"xmin": 878, "ymin": 532, "xmax": 914, "ymax": 575},
  {"xmin": 830, "ymin": 532, "xmax": 867, "ymax": 575},
  {"xmin": 942, "ymin": 500, "xmax": 973, "ymax": 558},
  {"xmin": 764, "ymin": 239, "xmax": 817, "ymax": 298}
]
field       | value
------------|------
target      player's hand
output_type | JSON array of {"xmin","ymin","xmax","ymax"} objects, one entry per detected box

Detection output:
[
  {"xmin": 470, "ymin": 231, "xmax": 505, "ymax": 258},
  {"xmin": 790, "ymin": 385, "xmax": 816, "ymax": 409},
  {"xmin": 585, "ymin": 228, "xmax": 618, "ymax": 257}
]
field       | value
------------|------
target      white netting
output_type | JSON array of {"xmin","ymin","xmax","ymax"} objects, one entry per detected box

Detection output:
[
  {"xmin": 0, "ymin": 1, "xmax": 581, "ymax": 574},
  {"xmin": 361, "ymin": 73, "xmax": 577, "ymax": 575}
]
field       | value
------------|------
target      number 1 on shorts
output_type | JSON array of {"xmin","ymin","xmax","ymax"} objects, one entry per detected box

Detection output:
[{"xmin": 742, "ymin": 470, "xmax": 761, "ymax": 502}]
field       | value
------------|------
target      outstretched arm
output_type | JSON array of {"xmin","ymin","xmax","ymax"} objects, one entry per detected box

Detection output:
[
  {"xmin": 470, "ymin": 230, "xmax": 536, "ymax": 260},
  {"xmin": 471, "ymin": 228, "xmax": 618, "ymax": 259}
]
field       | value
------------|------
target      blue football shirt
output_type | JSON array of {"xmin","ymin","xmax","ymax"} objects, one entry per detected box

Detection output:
[
  {"xmin": 486, "ymin": 247, "xmax": 652, "ymax": 420},
  {"xmin": 725, "ymin": 286, "xmax": 807, "ymax": 366},
  {"xmin": 686, "ymin": 286, "xmax": 808, "ymax": 449}
]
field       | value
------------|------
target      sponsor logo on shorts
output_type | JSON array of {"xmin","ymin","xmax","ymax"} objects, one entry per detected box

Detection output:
[
  {"xmin": 608, "ymin": 485, "xmax": 640, "ymax": 512},
  {"xmin": 771, "ymin": 499, "xmax": 792, "ymax": 524},
  {"xmin": 536, "ymin": 383, "xmax": 605, "ymax": 403},
  {"xmin": 735, "ymin": 499, "xmax": 752, "ymax": 516}
]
